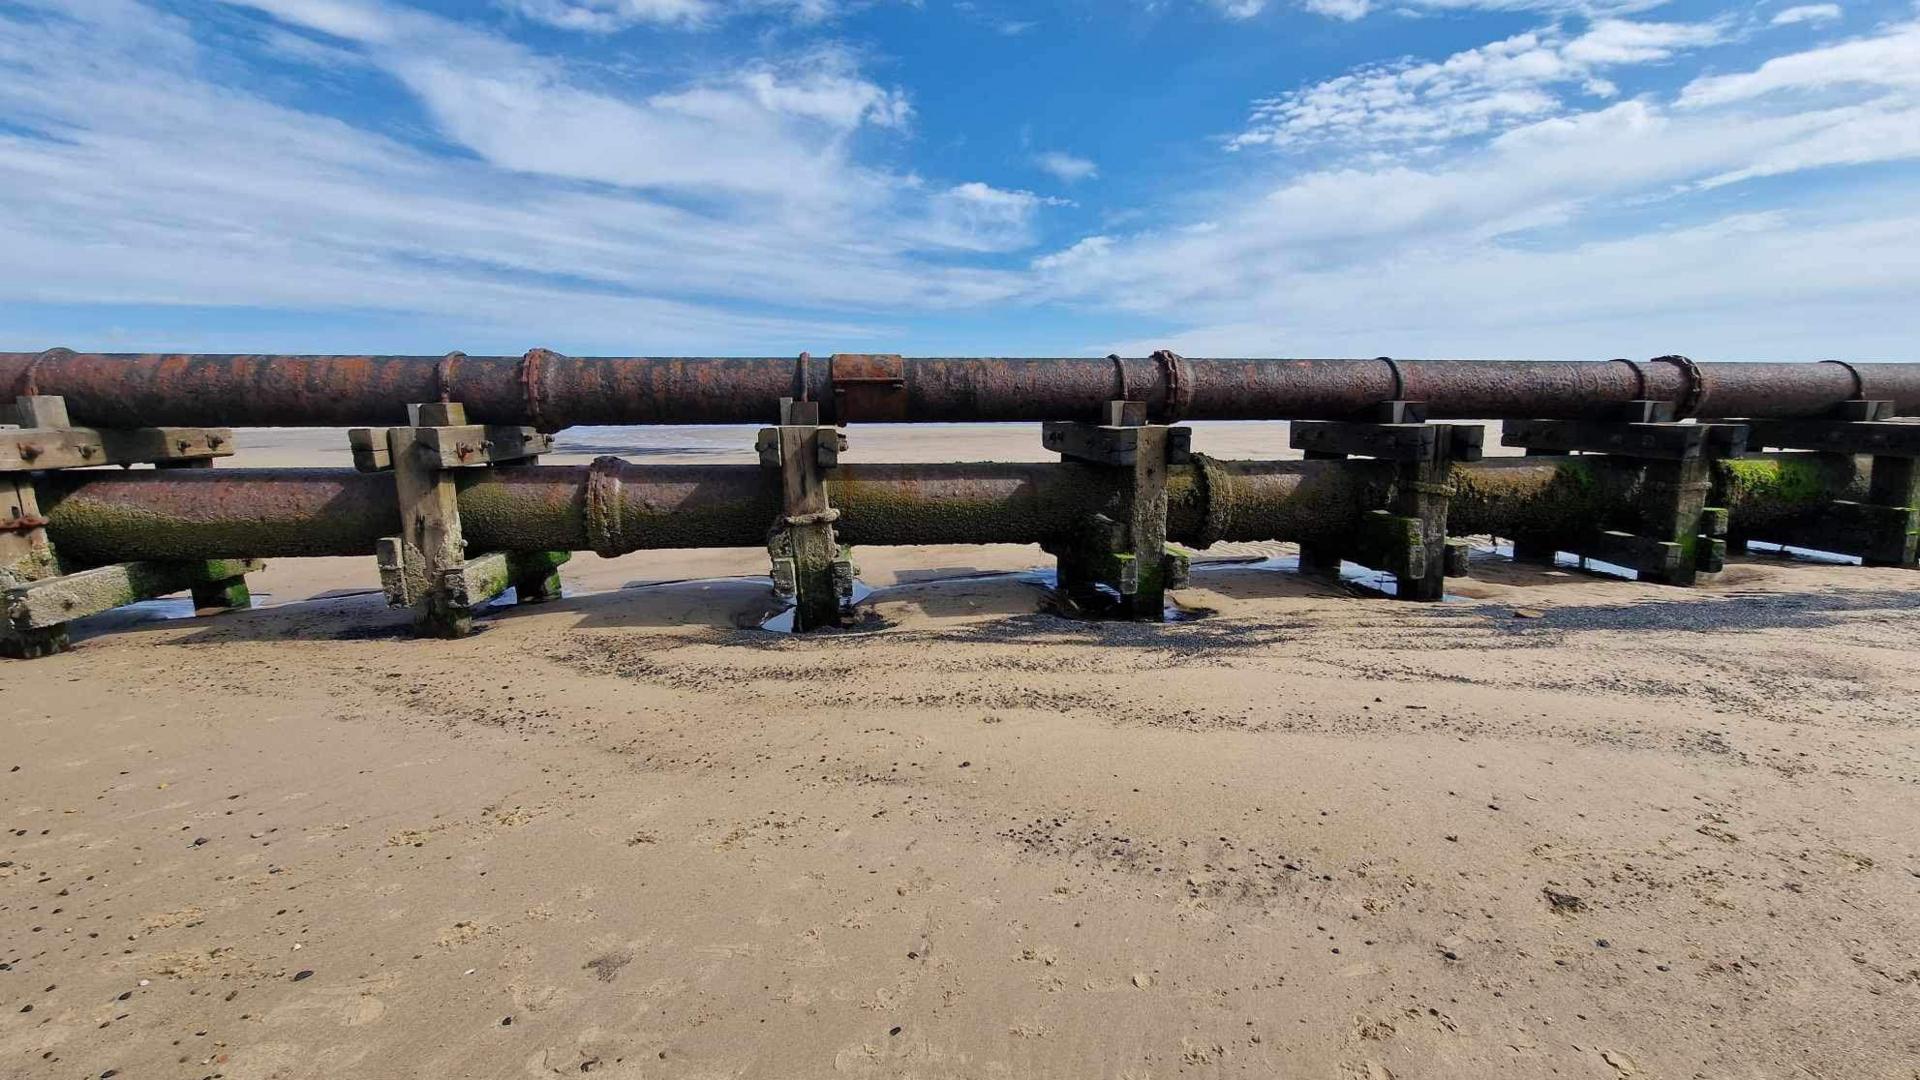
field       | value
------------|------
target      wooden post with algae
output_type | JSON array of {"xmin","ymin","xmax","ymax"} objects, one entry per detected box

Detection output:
[
  {"xmin": 2, "ymin": 395, "xmax": 253, "ymax": 659},
  {"xmin": 1040, "ymin": 400, "xmax": 1191, "ymax": 619},
  {"xmin": 350, "ymin": 402, "xmax": 566, "ymax": 639},
  {"xmin": 758, "ymin": 397, "xmax": 854, "ymax": 631},
  {"xmin": 1288, "ymin": 401, "xmax": 1483, "ymax": 600}
]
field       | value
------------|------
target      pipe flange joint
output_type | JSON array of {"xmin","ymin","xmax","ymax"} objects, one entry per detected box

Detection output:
[
  {"xmin": 1651, "ymin": 354, "xmax": 1705, "ymax": 418},
  {"xmin": 1151, "ymin": 349, "xmax": 1191, "ymax": 423},
  {"xmin": 521, "ymin": 347, "xmax": 561, "ymax": 432},
  {"xmin": 585, "ymin": 455, "xmax": 628, "ymax": 557},
  {"xmin": 1190, "ymin": 452, "xmax": 1232, "ymax": 549}
]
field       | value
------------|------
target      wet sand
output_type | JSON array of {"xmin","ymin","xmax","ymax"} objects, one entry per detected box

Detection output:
[{"xmin": 3, "ymin": 424, "xmax": 1918, "ymax": 1078}]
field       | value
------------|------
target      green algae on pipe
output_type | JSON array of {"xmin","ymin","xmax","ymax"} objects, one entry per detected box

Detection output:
[{"xmin": 34, "ymin": 454, "xmax": 1870, "ymax": 568}]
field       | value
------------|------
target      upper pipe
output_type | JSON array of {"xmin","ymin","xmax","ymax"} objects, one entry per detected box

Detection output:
[{"xmin": 5, "ymin": 351, "xmax": 1917, "ymax": 428}]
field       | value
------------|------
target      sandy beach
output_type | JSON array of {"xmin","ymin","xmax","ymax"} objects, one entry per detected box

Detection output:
[{"xmin": 4, "ymin": 424, "xmax": 1918, "ymax": 1079}]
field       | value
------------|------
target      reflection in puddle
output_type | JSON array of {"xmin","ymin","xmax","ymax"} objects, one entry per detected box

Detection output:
[
  {"xmin": 1189, "ymin": 554, "xmax": 1470, "ymax": 603},
  {"xmin": 1483, "ymin": 541, "xmax": 1637, "ymax": 581},
  {"xmin": 1743, "ymin": 541, "xmax": 1862, "ymax": 566},
  {"xmin": 109, "ymin": 596, "xmax": 200, "ymax": 622},
  {"xmin": 759, "ymin": 580, "xmax": 880, "ymax": 634}
]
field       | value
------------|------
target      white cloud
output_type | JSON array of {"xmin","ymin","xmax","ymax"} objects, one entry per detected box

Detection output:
[
  {"xmin": 910, "ymin": 183, "xmax": 1062, "ymax": 252},
  {"xmin": 221, "ymin": 0, "xmax": 909, "ymax": 201},
  {"xmin": 1208, "ymin": 0, "xmax": 1269, "ymax": 18},
  {"xmin": 1034, "ymin": 151, "xmax": 1099, "ymax": 183},
  {"xmin": 1040, "ymin": 19, "xmax": 1920, "ymax": 357},
  {"xmin": 0, "ymin": 0, "xmax": 1043, "ymax": 351},
  {"xmin": 507, "ymin": 0, "xmax": 712, "ymax": 31},
  {"xmin": 1095, "ymin": 209, "xmax": 1920, "ymax": 359},
  {"xmin": 1303, "ymin": 0, "xmax": 1371, "ymax": 20},
  {"xmin": 503, "ymin": 0, "xmax": 851, "ymax": 32},
  {"xmin": 1232, "ymin": 19, "xmax": 1723, "ymax": 153},
  {"xmin": 1680, "ymin": 21, "xmax": 1920, "ymax": 106},
  {"xmin": 1770, "ymin": 4, "xmax": 1842, "ymax": 27}
]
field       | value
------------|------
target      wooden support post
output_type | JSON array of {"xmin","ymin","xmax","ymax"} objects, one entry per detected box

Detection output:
[
  {"xmin": 1863, "ymin": 456, "xmax": 1920, "ymax": 566},
  {"xmin": 1041, "ymin": 401, "xmax": 1188, "ymax": 620},
  {"xmin": 1501, "ymin": 404, "xmax": 1742, "ymax": 585},
  {"xmin": 3, "ymin": 397, "xmax": 258, "ymax": 658},
  {"xmin": 1731, "ymin": 402, "xmax": 1919, "ymax": 567},
  {"xmin": 760, "ymin": 399, "xmax": 852, "ymax": 631},
  {"xmin": 365, "ymin": 403, "xmax": 570, "ymax": 637},
  {"xmin": 1, "ymin": 473, "xmax": 56, "ymax": 587},
  {"xmin": 1631, "ymin": 456, "xmax": 1716, "ymax": 586},
  {"xmin": 1287, "ymin": 404, "xmax": 1480, "ymax": 600}
]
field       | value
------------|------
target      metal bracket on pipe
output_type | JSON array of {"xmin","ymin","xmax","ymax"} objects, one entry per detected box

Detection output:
[
  {"xmin": 760, "ymin": 398, "xmax": 854, "ymax": 630},
  {"xmin": 829, "ymin": 354, "xmax": 907, "ymax": 424},
  {"xmin": 1732, "ymin": 401, "xmax": 1920, "ymax": 567},
  {"xmin": 2, "ymin": 395, "xmax": 255, "ymax": 659},
  {"xmin": 1500, "ymin": 402, "xmax": 1746, "ymax": 585},
  {"xmin": 1288, "ymin": 402, "xmax": 1479, "ymax": 600},
  {"xmin": 1042, "ymin": 400, "xmax": 1190, "ymax": 620},
  {"xmin": 372, "ymin": 402, "xmax": 570, "ymax": 639}
]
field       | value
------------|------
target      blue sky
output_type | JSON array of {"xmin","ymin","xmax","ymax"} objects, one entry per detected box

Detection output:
[{"xmin": 0, "ymin": 0, "xmax": 1916, "ymax": 359}]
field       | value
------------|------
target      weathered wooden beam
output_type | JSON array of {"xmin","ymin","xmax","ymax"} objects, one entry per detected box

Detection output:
[
  {"xmin": 1501, "ymin": 419, "xmax": 1747, "ymax": 460},
  {"xmin": 1745, "ymin": 418, "xmax": 1920, "ymax": 457},
  {"xmin": 3, "ymin": 558, "xmax": 262, "ymax": 630},
  {"xmin": 1291, "ymin": 421, "xmax": 1483, "ymax": 463},
  {"xmin": 0, "ymin": 425, "xmax": 234, "ymax": 472}
]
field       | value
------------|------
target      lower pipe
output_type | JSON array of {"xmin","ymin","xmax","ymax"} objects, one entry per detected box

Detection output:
[{"xmin": 32, "ymin": 455, "xmax": 1868, "ymax": 568}]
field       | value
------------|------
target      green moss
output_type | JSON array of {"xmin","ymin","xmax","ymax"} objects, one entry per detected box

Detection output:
[{"xmin": 1718, "ymin": 457, "xmax": 1832, "ymax": 507}]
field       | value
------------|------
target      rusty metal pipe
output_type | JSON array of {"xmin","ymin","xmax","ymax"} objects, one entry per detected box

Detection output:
[
  {"xmin": 5, "ymin": 351, "xmax": 1917, "ymax": 427},
  {"xmin": 33, "ymin": 455, "xmax": 1866, "ymax": 567}
]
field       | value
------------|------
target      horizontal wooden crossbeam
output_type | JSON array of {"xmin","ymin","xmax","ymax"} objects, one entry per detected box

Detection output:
[
  {"xmin": 1501, "ymin": 419, "xmax": 1746, "ymax": 460},
  {"xmin": 4, "ymin": 559, "xmax": 262, "ymax": 630}
]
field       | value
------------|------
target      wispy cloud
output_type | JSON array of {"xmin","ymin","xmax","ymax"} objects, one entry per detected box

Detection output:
[
  {"xmin": 1034, "ymin": 151, "xmax": 1099, "ymax": 183},
  {"xmin": 1769, "ymin": 3, "xmax": 1843, "ymax": 26},
  {"xmin": 1210, "ymin": 0, "xmax": 1268, "ymax": 17},
  {"xmin": 1037, "ymin": 18, "xmax": 1920, "ymax": 357},
  {"xmin": 1303, "ymin": 0, "xmax": 1370, "ymax": 21},
  {"xmin": 0, "ymin": 0, "xmax": 1040, "ymax": 350},
  {"xmin": 503, "ymin": 0, "xmax": 858, "ymax": 33},
  {"xmin": 1232, "ymin": 19, "xmax": 1725, "ymax": 153}
]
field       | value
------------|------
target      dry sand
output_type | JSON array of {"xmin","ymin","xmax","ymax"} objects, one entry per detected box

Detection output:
[{"xmin": 3, "ymin": 424, "xmax": 1918, "ymax": 1079}]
